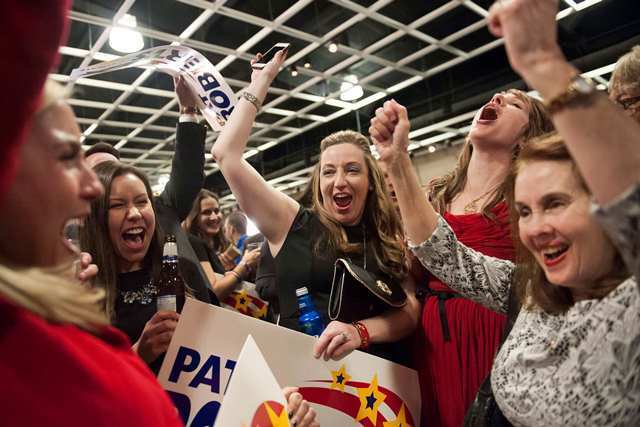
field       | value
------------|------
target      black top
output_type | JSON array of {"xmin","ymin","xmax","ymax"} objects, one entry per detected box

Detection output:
[
  {"xmin": 154, "ymin": 121, "xmax": 212, "ymax": 305},
  {"xmin": 189, "ymin": 234, "xmax": 225, "ymax": 274},
  {"xmin": 255, "ymin": 239, "xmax": 278, "ymax": 322},
  {"xmin": 114, "ymin": 268, "xmax": 166, "ymax": 374},
  {"xmin": 112, "ymin": 121, "xmax": 217, "ymax": 375},
  {"xmin": 272, "ymin": 208, "xmax": 404, "ymax": 363}
]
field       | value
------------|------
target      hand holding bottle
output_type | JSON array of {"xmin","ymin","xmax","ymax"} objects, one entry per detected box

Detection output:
[{"xmin": 133, "ymin": 311, "xmax": 180, "ymax": 363}]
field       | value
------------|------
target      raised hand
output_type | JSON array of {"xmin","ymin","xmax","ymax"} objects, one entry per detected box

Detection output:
[
  {"xmin": 173, "ymin": 75, "xmax": 199, "ymax": 110},
  {"xmin": 369, "ymin": 99, "xmax": 411, "ymax": 165},
  {"xmin": 488, "ymin": 0, "xmax": 565, "ymax": 91},
  {"xmin": 250, "ymin": 46, "xmax": 289, "ymax": 85}
]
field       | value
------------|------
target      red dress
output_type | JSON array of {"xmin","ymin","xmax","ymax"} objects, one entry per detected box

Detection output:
[
  {"xmin": 415, "ymin": 203, "xmax": 514, "ymax": 427},
  {"xmin": 0, "ymin": 297, "xmax": 183, "ymax": 427}
]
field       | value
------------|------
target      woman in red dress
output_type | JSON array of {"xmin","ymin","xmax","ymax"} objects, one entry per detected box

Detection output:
[{"xmin": 371, "ymin": 92, "xmax": 553, "ymax": 427}]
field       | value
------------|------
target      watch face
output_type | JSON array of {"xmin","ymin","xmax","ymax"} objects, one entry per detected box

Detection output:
[{"xmin": 574, "ymin": 77, "xmax": 594, "ymax": 94}]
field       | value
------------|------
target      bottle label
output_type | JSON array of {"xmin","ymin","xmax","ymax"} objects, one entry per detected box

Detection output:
[{"xmin": 157, "ymin": 295, "xmax": 177, "ymax": 312}]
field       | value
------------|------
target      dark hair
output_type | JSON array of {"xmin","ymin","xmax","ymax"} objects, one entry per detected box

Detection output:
[
  {"xmin": 85, "ymin": 142, "xmax": 121, "ymax": 160},
  {"xmin": 310, "ymin": 130, "xmax": 407, "ymax": 282},
  {"xmin": 80, "ymin": 161, "xmax": 162, "ymax": 320},
  {"xmin": 182, "ymin": 189, "xmax": 228, "ymax": 252},
  {"xmin": 225, "ymin": 211, "xmax": 248, "ymax": 235},
  {"xmin": 429, "ymin": 89, "xmax": 554, "ymax": 220},
  {"xmin": 507, "ymin": 132, "xmax": 630, "ymax": 313}
]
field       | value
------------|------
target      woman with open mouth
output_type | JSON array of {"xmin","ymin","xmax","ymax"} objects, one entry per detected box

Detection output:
[
  {"xmin": 371, "ymin": 0, "xmax": 640, "ymax": 425},
  {"xmin": 371, "ymin": 91, "xmax": 553, "ymax": 426},
  {"xmin": 0, "ymin": 69, "xmax": 185, "ymax": 424},
  {"xmin": 211, "ymin": 48, "xmax": 421, "ymax": 364},
  {"xmin": 79, "ymin": 77, "xmax": 215, "ymax": 375}
]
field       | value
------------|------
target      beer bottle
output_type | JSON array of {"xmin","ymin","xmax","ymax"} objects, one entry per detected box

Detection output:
[{"xmin": 156, "ymin": 234, "xmax": 186, "ymax": 313}]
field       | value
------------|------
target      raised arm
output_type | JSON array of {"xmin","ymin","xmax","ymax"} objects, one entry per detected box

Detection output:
[
  {"xmin": 369, "ymin": 100, "xmax": 514, "ymax": 312},
  {"xmin": 369, "ymin": 100, "xmax": 439, "ymax": 246},
  {"xmin": 158, "ymin": 76, "xmax": 205, "ymax": 221},
  {"xmin": 211, "ymin": 50, "xmax": 299, "ymax": 254},
  {"xmin": 488, "ymin": 0, "xmax": 640, "ymax": 206}
]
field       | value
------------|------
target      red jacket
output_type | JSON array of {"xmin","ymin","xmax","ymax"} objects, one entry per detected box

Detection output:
[{"xmin": 0, "ymin": 297, "xmax": 183, "ymax": 426}]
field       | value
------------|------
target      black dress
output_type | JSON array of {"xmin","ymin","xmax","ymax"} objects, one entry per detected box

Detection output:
[{"xmin": 272, "ymin": 208, "xmax": 404, "ymax": 363}]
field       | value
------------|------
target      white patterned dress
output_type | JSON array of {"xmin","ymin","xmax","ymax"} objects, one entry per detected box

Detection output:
[{"xmin": 410, "ymin": 185, "xmax": 640, "ymax": 427}]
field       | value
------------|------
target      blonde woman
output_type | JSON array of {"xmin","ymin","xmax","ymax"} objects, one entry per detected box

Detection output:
[{"xmin": 211, "ymin": 49, "xmax": 420, "ymax": 363}]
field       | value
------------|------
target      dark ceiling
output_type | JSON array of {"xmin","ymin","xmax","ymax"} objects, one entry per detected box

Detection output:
[{"xmin": 58, "ymin": 0, "xmax": 640, "ymax": 209}]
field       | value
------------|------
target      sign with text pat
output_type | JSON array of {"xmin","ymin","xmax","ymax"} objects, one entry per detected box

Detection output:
[{"xmin": 158, "ymin": 298, "xmax": 420, "ymax": 426}]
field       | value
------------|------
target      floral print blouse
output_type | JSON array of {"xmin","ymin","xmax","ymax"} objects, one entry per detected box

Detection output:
[{"xmin": 410, "ymin": 184, "xmax": 640, "ymax": 427}]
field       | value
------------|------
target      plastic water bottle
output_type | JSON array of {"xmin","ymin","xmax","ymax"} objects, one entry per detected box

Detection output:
[{"xmin": 296, "ymin": 287, "xmax": 325, "ymax": 337}]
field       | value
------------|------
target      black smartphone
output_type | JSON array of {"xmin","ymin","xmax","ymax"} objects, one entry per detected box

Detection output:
[{"xmin": 252, "ymin": 43, "xmax": 290, "ymax": 69}]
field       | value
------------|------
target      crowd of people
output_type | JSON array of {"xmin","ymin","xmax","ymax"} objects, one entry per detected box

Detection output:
[{"xmin": 1, "ymin": 0, "xmax": 639, "ymax": 426}]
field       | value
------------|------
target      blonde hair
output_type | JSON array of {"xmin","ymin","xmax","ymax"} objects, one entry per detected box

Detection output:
[
  {"xmin": 310, "ymin": 130, "xmax": 407, "ymax": 282},
  {"xmin": 428, "ymin": 89, "xmax": 554, "ymax": 219},
  {"xmin": 0, "ymin": 263, "xmax": 107, "ymax": 330},
  {"xmin": 0, "ymin": 77, "xmax": 107, "ymax": 330},
  {"xmin": 610, "ymin": 45, "xmax": 640, "ymax": 94}
]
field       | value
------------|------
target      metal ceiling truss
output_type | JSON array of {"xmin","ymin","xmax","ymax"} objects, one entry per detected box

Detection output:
[{"xmin": 61, "ymin": 0, "xmax": 604, "ymax": 201}]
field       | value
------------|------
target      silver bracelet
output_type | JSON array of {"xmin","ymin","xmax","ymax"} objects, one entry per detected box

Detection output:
[{"xmin": 241, "ymin": 91, "xmax": 261, "ymax": 112}]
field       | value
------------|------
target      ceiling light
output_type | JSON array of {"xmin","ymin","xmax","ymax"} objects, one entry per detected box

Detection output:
[
  {"xmin": 428, "ymin": 145, "xmax": 436, "ymax": 153},
  {"xmin": 291, "ymin": 66, "xmax": 298, "ymax": 77},
  {"xmin": 340, "ymin": 74, "xmax": 364, "ymax": 102},
  {"xmin": 304, "ymin": 62, "xmax": 311, "ymax": 69},
  {"xmin": 109, "ymin": 14, "xmax": 144, "ymax": 53},
  {"xmin": 328, "ymin": 42, "xmax": 338, "ymax": 53}
]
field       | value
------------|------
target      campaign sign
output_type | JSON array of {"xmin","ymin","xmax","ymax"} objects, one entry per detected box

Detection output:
[
  {"xmin": 70, "ymin": 45, "xmax": 237, "ymax": 131},
  {"xmin": 215, "ymin": 335, "xmax": 289, "ymax": 427},
  {"xmin": 217, "ymin": 274, "xmax": 269, "ymax": 320},
  {"xmin": 158, "ymin": 298, "xmax": 421, "ymax": 426}
]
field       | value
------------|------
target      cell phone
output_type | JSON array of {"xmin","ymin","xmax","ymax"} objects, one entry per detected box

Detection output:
[{"xmin": 252, "ymin": 43, "xmax": 290, "ymax": 69}]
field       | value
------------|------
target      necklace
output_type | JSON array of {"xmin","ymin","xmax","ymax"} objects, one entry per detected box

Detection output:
[
  {"xmin": 120, "ymin": 279, "xmax": 157, "ymax": 305},
  {"xmin": 463, "ymin": 184, "xmax": 500, "ymax": 214}
]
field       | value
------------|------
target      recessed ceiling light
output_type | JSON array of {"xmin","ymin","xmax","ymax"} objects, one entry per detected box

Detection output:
[
  {"xmin": 291, "ymin": 66, "xmax": 298, "ymax": 77},
  {"xmin": 328, "ymin": 42, "xmax": 338, "ymax": 53},
  {"xmin": 304, "ymin": 62, "xmax": 311, "ymax": 69},
  {"xmin": 428, "ymin": 145, "xmax": 436, "ymax": 153}
]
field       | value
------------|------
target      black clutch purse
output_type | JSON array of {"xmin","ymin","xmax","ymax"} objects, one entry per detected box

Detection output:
[{"xmin": 328, "ymin": 258, "xmax": 407, "ymax": 323}]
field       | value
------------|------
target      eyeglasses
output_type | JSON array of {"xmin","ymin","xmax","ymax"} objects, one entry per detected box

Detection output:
[{"xmin": 616, "ymin": 95, "xmax": 640, "ymax": 110}]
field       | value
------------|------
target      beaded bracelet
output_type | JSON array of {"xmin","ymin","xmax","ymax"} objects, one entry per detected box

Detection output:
[{"xmin": 352, "ymin": 321, "xmax": 370, "ymax": 350}]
